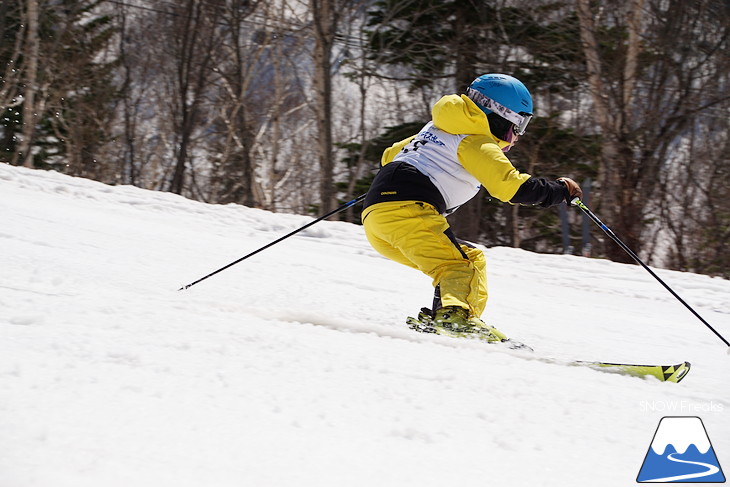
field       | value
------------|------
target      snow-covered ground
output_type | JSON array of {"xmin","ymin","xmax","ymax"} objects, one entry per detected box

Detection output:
[{"xmin": 1, "ymin": 163, "xmax": 728, "ymax": 487}]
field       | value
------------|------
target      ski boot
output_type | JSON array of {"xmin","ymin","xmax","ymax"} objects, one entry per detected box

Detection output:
[
  {"xmin": 433, "ymin": 306, "xmax": 508, "ymax": 343},
  {"xmin": 408, "ymin": 306, "xmax": 532, "ymax": 350}
]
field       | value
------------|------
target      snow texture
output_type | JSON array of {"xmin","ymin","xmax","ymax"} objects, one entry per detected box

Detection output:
[{"xmin": 1, "ymin": 163, "xmax": 728, "ymax": 487}]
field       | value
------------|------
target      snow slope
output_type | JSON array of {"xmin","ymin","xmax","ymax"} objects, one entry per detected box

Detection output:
[{"xmin": 1, "ymin": 163, "xmax": 728, "ymax": 487}]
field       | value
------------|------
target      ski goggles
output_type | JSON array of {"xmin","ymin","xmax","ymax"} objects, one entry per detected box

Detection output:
[{"xmin": 466, "ymin": 87, "xmax": 533, "ymax": 136}]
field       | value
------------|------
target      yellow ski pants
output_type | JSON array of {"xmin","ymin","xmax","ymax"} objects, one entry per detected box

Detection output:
[{"xmin": 362, "ymin": 201, "xmax": 487, "ymax": 317}]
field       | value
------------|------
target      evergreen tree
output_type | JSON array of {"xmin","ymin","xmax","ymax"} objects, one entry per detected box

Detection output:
[
  {"xmin": 1, "ymin": 0, "xmax": 119, "ymax": 175},
  {"xmin": 46, "ymin": 0, "xmax": 119, "ymax": 178},
  {"xmin": 0, "ymin": 1, "xmax": 26, "ymax": 163}
]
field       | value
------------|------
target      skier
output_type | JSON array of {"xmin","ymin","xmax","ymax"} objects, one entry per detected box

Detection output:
[{"xmin": 361, "ymin": 73, "xmax": 582, "ymax": 342}]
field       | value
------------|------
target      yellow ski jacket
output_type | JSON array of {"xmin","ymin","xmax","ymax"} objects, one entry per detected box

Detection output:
[{"xmin": 364, "ymin": 94, "xmax": 569, "ymax": 214}]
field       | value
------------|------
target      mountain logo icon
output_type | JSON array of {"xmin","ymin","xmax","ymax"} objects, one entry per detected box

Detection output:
[{"xmin": 637, "ymin": 416, "xmax": 725, "ymax": 483}]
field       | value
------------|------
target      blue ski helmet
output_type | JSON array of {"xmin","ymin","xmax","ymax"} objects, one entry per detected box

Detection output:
[{"xmin": 466, "ymin": 74, "xmax": 533, "ymax": 135}]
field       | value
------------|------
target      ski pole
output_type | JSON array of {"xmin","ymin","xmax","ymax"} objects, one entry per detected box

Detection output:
[
  {"xmin": 179, "ymin": 194, "xmax": 367, "ymax": 291},
  {"xmin": 572, "ymin": 197, "xmax": 730, "ymax": 349}
]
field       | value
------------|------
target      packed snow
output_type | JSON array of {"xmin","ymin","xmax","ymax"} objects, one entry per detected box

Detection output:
[{"xmin": 1, "ymin": 163, "xmax": 728, "ymax": 487}]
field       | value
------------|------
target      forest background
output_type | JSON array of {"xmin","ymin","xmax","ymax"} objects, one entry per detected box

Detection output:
[{"xmin": 2, "ymin": 0, "xmax": 728, "ymax": 276}]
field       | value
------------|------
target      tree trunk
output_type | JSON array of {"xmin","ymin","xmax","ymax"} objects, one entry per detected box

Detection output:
[
  {"xmin": 576, "ymin": 0, "xmax": 645, "ymax": 263},
  {"xmin": 16, "ymin": 0, "xmax": 39, "ymax": 168},
  {"xmin": 167, "ymin": 0, "xmax": 219, "ymax": 196},
  {"xmin": 311, "ymin": 0, "xmax": 336, "ymax": 214}
]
